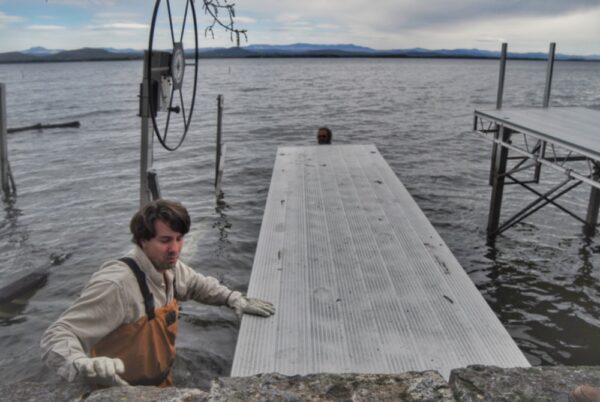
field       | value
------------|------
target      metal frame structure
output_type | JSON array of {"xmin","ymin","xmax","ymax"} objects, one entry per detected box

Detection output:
[
  {"xmin": 475, "ymin": 110, "xmax": 600, "ymax": 238},
  {"xmin": 475, "ymin": 43, "xmax": 600, "ymax": 239}
]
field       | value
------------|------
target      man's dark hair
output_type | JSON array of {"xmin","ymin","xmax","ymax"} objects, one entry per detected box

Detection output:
[
  {"xmin": 317, "ymin": 127, "xmax": 332, "ymax": 144},
  {"xmin": 130, "ymin": 199, "xmax": 191, "ymax": 246}
]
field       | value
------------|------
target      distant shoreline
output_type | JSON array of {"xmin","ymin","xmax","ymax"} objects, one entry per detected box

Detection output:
[
  {"xmin": 1, "ymin": 45, "xmax": 598, "ymax": 64},
  {"xmin": 1, "ymin": 54, "xmax": 598, "ymax": 64}
]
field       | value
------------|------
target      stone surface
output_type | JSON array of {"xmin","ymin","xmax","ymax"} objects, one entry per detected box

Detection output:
[
  {"xmin": 9, "ymin": 366, "xmax": 600, "ymax": 402},
  {"xmin": 0, "ymin": 381, "xmax": 92, "ymax": 402},
  {"xmin": 450, "ymin": 365, "xmax": 600, "ymax": 402},
  {"xmin": 0, "ymin": 381, "xmax": 208, "ymax": 402},
  {"xmin": 85, "ymin": 386, "xmax": 208, "ymax": 402},
  {"xmin": 210, "ymin": 371, "xmax": 455, "ymax": 401}
]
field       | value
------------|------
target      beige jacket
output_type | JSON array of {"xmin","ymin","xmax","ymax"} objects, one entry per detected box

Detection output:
[{"xmin": 40, "ymin": 246, "xmax": 234, "ymax": 381}]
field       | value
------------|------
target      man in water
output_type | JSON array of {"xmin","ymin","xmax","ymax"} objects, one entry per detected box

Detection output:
[
  {"xmin": 317, "ymin": 127, "xmax": 332, "ymax": 144},
  {"xmin": 41, "ymin": 199, "xmax": 274, "ymax": 387}
]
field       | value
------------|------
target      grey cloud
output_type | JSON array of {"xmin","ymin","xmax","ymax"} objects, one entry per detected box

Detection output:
[{"xmin": 379, "ymin": 0, "xmax": 600, "ymax": 30}]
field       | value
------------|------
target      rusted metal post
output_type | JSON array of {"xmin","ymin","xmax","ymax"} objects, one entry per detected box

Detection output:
[
  {"xmin": 543, "ymin": 42, "xmax": 556, "ymax": 108},
  {"xmin": 487, "ymin": 125, "xmax": 512, "ymax": 239}
]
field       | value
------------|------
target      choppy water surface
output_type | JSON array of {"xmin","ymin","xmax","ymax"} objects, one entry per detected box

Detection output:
[{"xmin": 0, "ymin": 58, "xmax": 599, "ymax": 385}]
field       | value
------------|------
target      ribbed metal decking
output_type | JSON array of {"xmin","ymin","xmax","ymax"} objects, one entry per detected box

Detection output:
[
  {"xmin": 475, "ymin": 107, "xmax": 600, "ymax": 160},
  {"xmin": 231, "ymin": 144, "xmax": 530, "ymax": 379}
]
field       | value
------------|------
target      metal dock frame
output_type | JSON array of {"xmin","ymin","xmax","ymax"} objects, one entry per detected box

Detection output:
[
  {"xmin": 475, "ymin": 107, "xmax": 600, "ymax": 238},
  {"xmin": 475, "ymin": 42, "xmax": 600, "ymax": 238}
]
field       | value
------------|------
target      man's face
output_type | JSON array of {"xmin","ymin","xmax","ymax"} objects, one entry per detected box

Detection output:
[
  {"xmin": 141, "ymin": 220, "xmax": 184, "ymax": 272},
  {"xmin": 318, "ymin": 129, "xmax": 330, "ymax": 144}
]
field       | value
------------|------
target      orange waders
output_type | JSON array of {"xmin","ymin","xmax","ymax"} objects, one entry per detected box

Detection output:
[{"xmin": 90, "ymin": 257, "xmax": 179, "ymax": 387}]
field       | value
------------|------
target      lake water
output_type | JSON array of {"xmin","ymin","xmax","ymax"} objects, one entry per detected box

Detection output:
[{"xmin": 0, "ymin": 58, "xmax": 599, "ymax": 387}]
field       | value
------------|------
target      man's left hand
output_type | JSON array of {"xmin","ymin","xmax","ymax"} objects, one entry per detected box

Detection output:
[{"xmin": 227, "ymin": 291, "xmax": 275, "ymax": 317}]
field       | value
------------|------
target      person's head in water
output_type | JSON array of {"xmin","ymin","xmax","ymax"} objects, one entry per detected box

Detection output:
[{"xmin": 317, "ymin": 127, "xmax": 332, "ymax": 144}]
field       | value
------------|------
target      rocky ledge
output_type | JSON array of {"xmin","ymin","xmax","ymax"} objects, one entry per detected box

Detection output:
[{"xmin": 3, "ymin": 366, "xmax": 600, "ymax": 402}]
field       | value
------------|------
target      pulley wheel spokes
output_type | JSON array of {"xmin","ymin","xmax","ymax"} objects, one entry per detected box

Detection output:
[{"xmin": 147, "ymin": 0, "xmax": 198, "ymax": 151}]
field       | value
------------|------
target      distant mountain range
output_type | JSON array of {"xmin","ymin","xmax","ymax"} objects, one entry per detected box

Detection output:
[{"xmin": 0, "ymin": 43, "xmax": 598, "ymax": 63}]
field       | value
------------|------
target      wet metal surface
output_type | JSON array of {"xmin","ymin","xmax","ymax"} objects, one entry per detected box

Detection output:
[{"xmin": 232, "ymin": 144, "xmax": 530, "ymax": 379}]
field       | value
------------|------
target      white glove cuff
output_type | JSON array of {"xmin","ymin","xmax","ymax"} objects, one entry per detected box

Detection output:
[{"xmin": 226, "ymin": 291, "xmax": 244, "ymax": 308}]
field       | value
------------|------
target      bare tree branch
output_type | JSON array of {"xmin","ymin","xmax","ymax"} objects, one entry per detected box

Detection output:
[{"xmin": 202, "ymin": 0, "xmax": 247, "ymax": 47}]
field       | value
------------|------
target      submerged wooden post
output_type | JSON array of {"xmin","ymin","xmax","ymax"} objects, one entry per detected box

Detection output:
[{"xmin": 487, "ymin": 125, "xmax": 511, "ymax": 239}]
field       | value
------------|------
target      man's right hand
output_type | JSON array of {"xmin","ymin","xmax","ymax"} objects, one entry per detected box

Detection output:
[{"xmin": 73, "ymin": 357, "xmax": 129, "ymax": 386}]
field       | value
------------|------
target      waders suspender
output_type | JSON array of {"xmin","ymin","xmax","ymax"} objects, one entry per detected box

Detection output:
[{"xmin": 119, "ymin": 257, "xmax": 156, "ymax": 320}]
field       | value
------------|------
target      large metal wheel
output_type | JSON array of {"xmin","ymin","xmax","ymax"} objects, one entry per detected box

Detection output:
[{"xmin": 147, "ymin": 0, "xmax": 199, "ymax": 151}]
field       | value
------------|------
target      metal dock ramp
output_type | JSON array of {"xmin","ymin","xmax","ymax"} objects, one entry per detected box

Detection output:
[{"xmin": 231, "ymin": 144, "xmax": 529, "ymax": 379}]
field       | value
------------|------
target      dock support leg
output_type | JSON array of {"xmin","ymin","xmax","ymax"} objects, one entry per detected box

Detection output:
[
  {"xmin": 215, "ymin": 94, "xmax": 223, "ymax": 189},
  {"xmin": 487, "ymin": 125, "xmax": 511, "ymax": 239},
  {"xmin": 585, "ymin": 163, "xmax": 600, "ymax": 235},
  {"xmin": 0, "ymin": 83, "xmax": 16, "ymax": 202},
  {"xmin": 0, "ymin": 83, "xmax": 10, "ymax": 199}
]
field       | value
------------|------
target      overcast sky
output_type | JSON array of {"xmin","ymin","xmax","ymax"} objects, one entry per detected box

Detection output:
[{"xmin": 0, "ymin": 0, "xmax": 599, "ymax": 55}]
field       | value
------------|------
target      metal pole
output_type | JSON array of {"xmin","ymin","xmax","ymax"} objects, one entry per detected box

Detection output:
[
  {"xmin": 586, "ymin": 163, "xmax": 600, "ymax": 233},
  {"xmin": 543, "ymin": 42, "xmax": 556, "ymax": 108},
  {"xmin": 139, "ymin": 51, "xmax": 154, "ymax": 208},
  {"xmin": 489, "ymin": 43, "xmax": 508, "ymax": 186},
  {"xmin": 533, "ymin": 140, "xmax": 546, "ymax": 183},
  {"xmin": 487, "ymin": 124, "xmax": 511, "ymax": 239},
  {"xmin": 496, "ymin": 43, "xmax": 507, "ymax": 110},
  {"xmin": 0, "ymin": 83, "xmax": 10, "ymax": 200},
  {"xmin": 215, "ymin": 94, "xmax": 223, "ymax": 188}
]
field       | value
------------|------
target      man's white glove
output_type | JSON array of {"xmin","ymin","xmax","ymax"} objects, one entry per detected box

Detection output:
[
  {"xmin": 73, "ymin": 357, "xmax": 129, "ymax": 386},
  {"xmin": 227, "ymin": 291, "xmax": 275, "ymax": 318}
]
